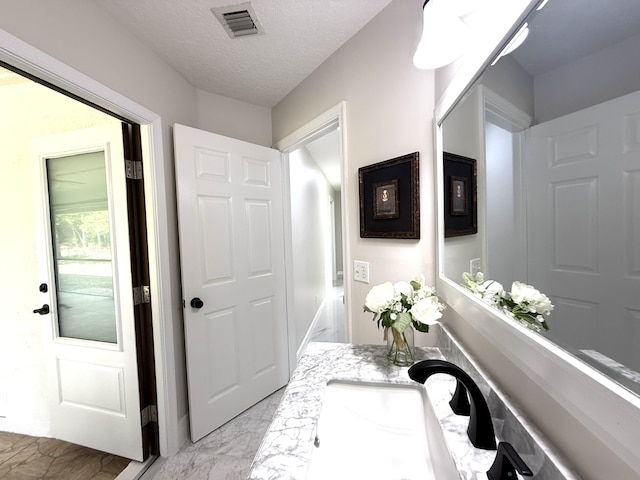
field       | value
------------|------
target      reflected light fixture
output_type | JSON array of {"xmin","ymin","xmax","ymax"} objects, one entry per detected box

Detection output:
[
  {"xmin": 413, "ymin": 0, "xmax": 474, "ymax": 70},
  {"xmin": 536, "ymin": 0, "xmax": 550, "ymax": 10},
  {"xmin": 490, "ymin": 22, "xmax": 529, "ymax": 66}
]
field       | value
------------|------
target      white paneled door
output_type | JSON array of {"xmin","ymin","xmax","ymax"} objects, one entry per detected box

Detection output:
[
  {"xmin": 31, "ymin": 126, "xmax": 144, "ymax": 461},
  {"xmin": 174, "ymin": 124, "xmax": 289, "ymax": 442},
  {"xmin": 526, "ymin": 90, "xmax": 640, "ymax": 370}
]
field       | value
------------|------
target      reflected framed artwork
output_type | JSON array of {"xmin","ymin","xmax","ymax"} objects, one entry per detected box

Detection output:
[
  {"xmin": 358, "ymin": 152, "xmax": 419, "ymax": 239},
  {"xmin": 444, "ymin": 152, "xmax": 476, "ymax": 237}
]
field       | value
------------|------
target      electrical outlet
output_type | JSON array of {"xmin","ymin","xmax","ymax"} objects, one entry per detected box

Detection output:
[
  {"xmin": 470, "ymin": 258, "xmax": 481, "ymax": 277},
  {"xmin": 353, "ymin": 260, "xmax": 370, "ymax": 283}
]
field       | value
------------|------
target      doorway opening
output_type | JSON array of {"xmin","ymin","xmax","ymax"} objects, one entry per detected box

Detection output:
[
  {"xmin": 275, "ymin": 103, "xmax": 350, "ymax": 364},
  {"xmin": 0, "ymin": 61, "xmax": 158, "ymax": 465},
  {"xmin": 290, "ymin": 129, "xmax": 347, "ymax": 345}
]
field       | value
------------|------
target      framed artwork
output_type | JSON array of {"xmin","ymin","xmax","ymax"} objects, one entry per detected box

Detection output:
[
  {"xmin": 359, "ymin": 152, "xmax": 419, "ymax": 239},
  {"xmin": 444, "ymin": 152, "xmax": 477, "ymax": 237}
]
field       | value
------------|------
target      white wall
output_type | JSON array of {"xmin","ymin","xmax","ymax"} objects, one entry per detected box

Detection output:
[
  {"xmin": 196, "ymin": 89, "xmax": 272, "ymax": 147},
  {"xmin": 272, "ymin": 0, "xmax": 437, "ymax": 347},
  {"xmin": 333, "ymin": 193, "xmax": 344, "ymax": 275},
  {"xmin": 0, "ymin": 76, "xmax": 119, "ymax": 436},
  {"xmin": 484, "ymin": 122, "xmax": 516, "ymax": 284},
  {"xmin": 442, "ymin": 56, "xmax": 534, "ymax": 294},
  {"xmin": 288, "ymin": 147, "xmax": 333, "ymax": 348},
  {"xmin": 442, "ymin": 87, "xmax": 483, "ymax": 282},
  {"xmin": 0, "ymin": 0, "xmax": 272, "ymax": 453},
  {"xmin": 482, "ymin": 56, "xmax": 534, "ymax": 116},
  {"xmin": 534, "ymin": 31, "xmax": 640, "ymax": 123}
]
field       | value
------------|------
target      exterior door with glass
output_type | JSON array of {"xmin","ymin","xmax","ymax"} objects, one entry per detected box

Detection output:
[{"xmin": 31, "ymin": 125, "xmax": 144, "ymax": 461}]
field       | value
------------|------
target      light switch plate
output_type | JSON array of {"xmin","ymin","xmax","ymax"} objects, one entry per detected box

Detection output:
[
  {"xmin": 470, "ymin": 258, "xmax": 481, "ymax": 277},
  {"xmin": 354, "ymin": 260, "xmax": 370, "ymax": 283}
]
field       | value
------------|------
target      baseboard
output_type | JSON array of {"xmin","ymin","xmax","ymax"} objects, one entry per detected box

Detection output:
[
  {"xmin": 176, "ymin": 413, "xmax": 190, "ymax": 450},
  {"xmin": 295, "ymin": 298, "xmax": 327, "ymax": 361}
]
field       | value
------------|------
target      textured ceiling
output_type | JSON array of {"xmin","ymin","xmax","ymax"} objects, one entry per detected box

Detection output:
[{"xmin": 93, "ymin": 0, "xmax": 393, "ymax": 108}]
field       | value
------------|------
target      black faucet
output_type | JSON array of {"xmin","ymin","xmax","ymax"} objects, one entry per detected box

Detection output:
[
  {"xmin": 487, "ymin": 442, "xmax": 533, "ymax": 480},
  {"xmin": 408, "ymin": 359, "xmax": 497, "ymax": 450}
]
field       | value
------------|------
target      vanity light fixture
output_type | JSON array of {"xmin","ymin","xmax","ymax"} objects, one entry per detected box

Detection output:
[{"xmin": 413, "ymin": 0, "xmax": 475, "ymax": 70}]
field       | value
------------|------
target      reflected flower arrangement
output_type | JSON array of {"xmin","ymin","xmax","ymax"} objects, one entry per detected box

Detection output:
[{"xmin": 462, "ymin": 272, "xmax": 553, "ymax": 332}]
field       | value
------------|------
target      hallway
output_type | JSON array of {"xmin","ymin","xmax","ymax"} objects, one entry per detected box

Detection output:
[{"xmin": 307, "ymin": 282, "xmax": 347, "ymax": 344}]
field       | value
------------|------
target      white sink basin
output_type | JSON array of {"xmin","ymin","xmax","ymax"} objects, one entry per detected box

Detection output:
[{"xmin": 305, "ymin": 379, "xmax": 459, "ymax": 480}]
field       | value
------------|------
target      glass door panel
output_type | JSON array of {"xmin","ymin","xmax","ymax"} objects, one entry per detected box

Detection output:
[{"xmin": 46, "ymin": 151, "xmax": 117, "ymax": 343}]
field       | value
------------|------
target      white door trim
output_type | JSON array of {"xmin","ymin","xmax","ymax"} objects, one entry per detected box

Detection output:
[
  {"xmin": 479, "ymin": 85, "xmax": 533, "ymax": 282},
  {"xmin": 0, "ymin": 29, "xmax": 180, "ymax": 456},
  {"xmin": 274, "ymin": 102, "xmax": 350, "ymax": 369}
]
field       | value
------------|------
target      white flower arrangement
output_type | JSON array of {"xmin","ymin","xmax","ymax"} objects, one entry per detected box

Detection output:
[
  {"xmin": 462, "ymin": 272, "xmax": 553, "ymax": 332},
  {"xmin": 364, "ymin": 274, "xmax": 445, "ymax": 335}
]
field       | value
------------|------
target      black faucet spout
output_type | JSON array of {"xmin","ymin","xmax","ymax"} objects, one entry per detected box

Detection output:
[{"xmin": 408, "ymin": 359, "xmax": 497, "ymax": 450}]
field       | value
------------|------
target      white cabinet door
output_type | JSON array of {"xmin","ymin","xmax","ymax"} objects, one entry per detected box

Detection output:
[
  {"xmin": 174, "ymin": 124, "xmax": 289, "ymax": 442},
  {"xmin": 526, "ymin": 91, "xmax": 640, "ymax": 370},
  {"xmin": 31, "ymin": 126, "xmax": 144, "ymax": 460}
]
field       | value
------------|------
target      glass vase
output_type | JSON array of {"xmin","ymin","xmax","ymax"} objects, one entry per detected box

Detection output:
[{"xmin": 386, "ymin": 326, "xmax": 415, "ymax": 366}]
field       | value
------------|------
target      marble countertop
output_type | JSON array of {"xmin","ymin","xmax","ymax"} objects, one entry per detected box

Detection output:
[{"xmin": 248, "ymin": 342, "xmax": 497, "ymax": 480}]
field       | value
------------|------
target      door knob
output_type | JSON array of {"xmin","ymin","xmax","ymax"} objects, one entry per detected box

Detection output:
[
  {"xmin": 33, "ymin": 304, "xmax": 50, "ymax": 315},
  {"xmin": 190, "ymin": 298, "xmax": 204, "ymax": 309}
]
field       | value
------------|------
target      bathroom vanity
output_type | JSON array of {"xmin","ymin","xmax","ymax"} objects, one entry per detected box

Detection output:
[{"xmin": 247, "ymin": 326, "xmax": 581, "ymax": 480}]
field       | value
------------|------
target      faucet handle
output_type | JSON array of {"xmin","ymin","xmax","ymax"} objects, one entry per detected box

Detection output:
[
  {"xmin": 487, "ymin": 442, "xmax": 533, "ymax": 480},
  {"xmin": 449, "ymin": 379, "xmax": 470, "ymax": 416}
]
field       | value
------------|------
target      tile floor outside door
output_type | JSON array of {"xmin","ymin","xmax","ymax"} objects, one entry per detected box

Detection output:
[
  {"xmin": 0, "ymin": 431, "xmax": 130, "ymax": 480},
  {"xmin": 143, "ymin": 283, "xmax": 346, "ymax": 479}
]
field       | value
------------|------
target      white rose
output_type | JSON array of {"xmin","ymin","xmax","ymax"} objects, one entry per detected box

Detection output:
[
  {"xmin": 409, "ymin": 296, "xmax": 443, "ymax": 325},
  {"xmin": 478, "ymin": 280, "xmax": 504, "ymax": 300},
  {"xmin": 393, "ymin": 281, "xmax": 412, "ymax": 298},
  {"xmin": 364, "ymin": 282, "xmax": 395, "ymax": 313},
  {"xmin": 529, "ymin": 293, "xmax": 554, "ymax": 315},
  {"xmin": 510, "ymin": 281, "xmax": 535, "ymax": 304},
  {"xmin": 510, "ymin": 281, "xmax": 554, "ymax": 315}
]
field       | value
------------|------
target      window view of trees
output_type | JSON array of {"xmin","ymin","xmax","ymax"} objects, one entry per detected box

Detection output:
[
  {"xmin": 53, "ymin": 209, "xmax": 114, "ymax": 298},
  {"xmin": 54, "ymin": 209, "xmax": 111, "ymax": 258}
]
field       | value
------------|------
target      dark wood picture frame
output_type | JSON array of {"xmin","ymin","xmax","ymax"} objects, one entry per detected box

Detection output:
[
  {"xmin": 444, "ymin": 152, "xmax": 477, "ymax": 237},
  {"xmin": 359, "ymin": 152, "xmax": 419, "ymax": 239}
]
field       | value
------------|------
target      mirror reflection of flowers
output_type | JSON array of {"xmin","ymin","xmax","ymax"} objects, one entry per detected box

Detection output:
[
  {"xmin": 462, "ymin": 272, "xmax": 553, "ymax": 332},
  {"xmin": 364, "ymin": 274, "xmax": 445, "ymax": 343}
]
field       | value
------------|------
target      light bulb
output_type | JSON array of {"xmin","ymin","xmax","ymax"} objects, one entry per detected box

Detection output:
[{"xmin": 413, "ymin": 0, "xmax": 471, "ymax": 70}]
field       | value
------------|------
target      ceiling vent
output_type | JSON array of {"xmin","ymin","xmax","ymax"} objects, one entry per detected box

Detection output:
[{"xmin": 212, "ymin": 3, "xmax": 264, "ymax": 38}]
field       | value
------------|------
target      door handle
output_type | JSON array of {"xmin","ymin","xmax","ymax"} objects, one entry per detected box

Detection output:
[
  {"xmin": 33, "ymin": 304, "xmax": 50, "ymax": 315},
  {"xmin": 190, "ymin": 298, "xmax": 204, "ymax": 309}
]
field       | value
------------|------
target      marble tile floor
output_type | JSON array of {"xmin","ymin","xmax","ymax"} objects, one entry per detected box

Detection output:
[
  {"xmin": 0, "ymin": 431, "xmax": 130, "ymax": 480},
  {"xmin": 141, "ymin": 388, "xmax": 285, "ymax": 480},
  {"xmin": 142, "ymin": 284, "xmax": 347, "ymax": 479}
]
